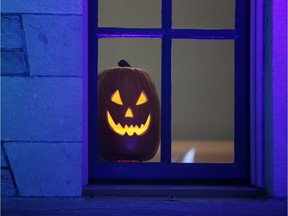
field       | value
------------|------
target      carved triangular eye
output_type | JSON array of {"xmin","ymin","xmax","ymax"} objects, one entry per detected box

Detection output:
[
  {"xmin": 111, "ymin": 90, "xmax": 123, "ymax": 105},
  {"xmin": 136, "ymin": 91, "xmax": 148, "ymax": 105}
]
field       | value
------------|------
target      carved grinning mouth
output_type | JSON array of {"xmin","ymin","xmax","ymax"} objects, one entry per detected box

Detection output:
[{"xmin": 107, "ymin": 111, "xmax": 151, "ymax": 136}]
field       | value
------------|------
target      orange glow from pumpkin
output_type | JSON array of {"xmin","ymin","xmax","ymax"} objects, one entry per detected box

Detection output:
[
  {"xmin": 107, "ymin": 111, "xmax": 151, "ymax": 136},
  {"xmin": 111, "ymin": 90, "xmax": 123, "ymax": 105},
  {"xmin": 125, "ymin": 107, "xmax": 134, "ymax": 118},
  {"xmin": 136, "ymin": 91, "xmax": 148, "ymax": 105},
  {"xmin": 107, "ymin": 90, "xmax": 151, "ymax": 136}
]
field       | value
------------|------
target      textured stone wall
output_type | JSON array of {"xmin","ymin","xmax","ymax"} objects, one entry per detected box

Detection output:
[{"xmin": 1, "ymin": 0, "xmax": 82, "ymax": 196}]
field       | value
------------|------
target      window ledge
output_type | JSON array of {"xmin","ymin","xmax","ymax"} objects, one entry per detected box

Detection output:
[{"xmin": 83, "ymin": 185, "xmax": 265, "ymax": 197}]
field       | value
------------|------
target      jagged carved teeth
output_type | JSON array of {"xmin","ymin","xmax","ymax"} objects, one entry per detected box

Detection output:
[{"xmin": 107, "ymin": 111, "xmax": 151, "ymax": 136}]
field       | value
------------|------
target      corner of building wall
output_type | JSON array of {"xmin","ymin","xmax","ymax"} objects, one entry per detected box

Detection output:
[{"xmin": 264, "ymin": 0, "xmax": 287, "ymax": 198}]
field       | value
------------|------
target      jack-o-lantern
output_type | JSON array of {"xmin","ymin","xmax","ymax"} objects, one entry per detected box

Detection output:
[{"xmin": 98, "ymin": 60, "xmax": 160, "ymax": 161}]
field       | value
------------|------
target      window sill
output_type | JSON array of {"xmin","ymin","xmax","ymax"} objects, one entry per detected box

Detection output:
[{"xmin": 83, "ymin": 184, "xmax": 265, "ymax": 197}]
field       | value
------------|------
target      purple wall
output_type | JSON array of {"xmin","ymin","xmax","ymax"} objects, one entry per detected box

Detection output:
[
  {"xmin": 264, "ymin": 0, "xmax": 287, "ymax": 197},
  {"xmin": 271, "ymin": 0, "xmax": 287, "ymax": 197}
]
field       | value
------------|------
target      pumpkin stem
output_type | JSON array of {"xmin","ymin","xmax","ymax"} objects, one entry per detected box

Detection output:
[{"xmin": 118, "ymin": 60, "xmax": 131, "ymax": 67}]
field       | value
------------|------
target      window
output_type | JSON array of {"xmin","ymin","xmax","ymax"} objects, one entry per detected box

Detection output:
[{"xmin": 86, "ymin": 0, "xmax": 250, "ymax": 183}]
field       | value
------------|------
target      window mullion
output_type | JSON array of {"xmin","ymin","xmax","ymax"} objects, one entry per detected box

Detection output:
[
  {"xmin": 170, "ymin": 29, "xmax": 238, "ymax": 39},
  {"xmin": 95, "ymin": 27, "xmax": 163, "ymax": 38},
  {"xmin": 161, "ymin": 37, "xmax": 172, "ymax": 164},
  {"xmin": 161, "ymin": 0, "xmax": 172, "ymax": 163}
]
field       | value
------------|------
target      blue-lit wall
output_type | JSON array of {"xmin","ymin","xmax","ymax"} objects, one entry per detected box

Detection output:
[
  {"xmin": 264, "ymin": 0, "xmax": 287, "ymax": 197},
  {"xmin": 1, "ymin": 0, "xmax": 83, "ymax": 196},
  {"xmin": 1, "ymin": 0, "xmax": 287, "ymax": 197}
]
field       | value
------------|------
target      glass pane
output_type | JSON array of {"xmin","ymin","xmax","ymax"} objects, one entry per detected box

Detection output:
[
  {"xmin": 172, "ymin": 0, "xmax": 235, "ymax": 29},
  {"xmin": 98, "ymin": 0, "xmax": 161, "ymax": 28},
  {"xmin": 172, "ymin": 40, "xmax": 234, "ymax": 163},
  {"xmin": 98, "ymin": 39, "xmax": 161, "ymax": 162}
]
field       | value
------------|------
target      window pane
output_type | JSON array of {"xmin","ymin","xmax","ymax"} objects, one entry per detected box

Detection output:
[
  {"xmin": 98, "ymin": 39, "xmax": 161, "ymax": 162},
  {"xmin": 98, "ymin": 0, "xmax": 161, "ymax": 28},
  {"xmin": 172, "ymin": 0, "xmax": 235, "ymax": 29},
  {"xmin": 172, "ymin": 40, "xmax": 234, "ymax": 163}
]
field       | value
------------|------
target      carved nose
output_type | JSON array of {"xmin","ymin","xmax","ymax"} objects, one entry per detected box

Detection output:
[{"xmin": 125, "ymin": 107, "xmax": 134, "ymax": 118}]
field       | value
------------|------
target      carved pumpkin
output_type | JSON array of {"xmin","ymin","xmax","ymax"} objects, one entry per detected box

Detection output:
[{"xmin": 98, "ymin": 60, "xmax": 160, "ymax": 161}]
